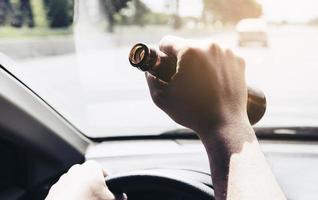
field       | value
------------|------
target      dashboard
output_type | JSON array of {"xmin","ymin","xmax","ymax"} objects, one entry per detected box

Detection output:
[{"xmin": 87, "ymin": 139, "xmax": 318, "ymax": 200}]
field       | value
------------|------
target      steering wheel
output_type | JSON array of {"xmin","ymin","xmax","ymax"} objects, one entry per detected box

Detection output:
[{"xmin": 106, "ymin": 170, "xmax": 214, "ymax": 200}]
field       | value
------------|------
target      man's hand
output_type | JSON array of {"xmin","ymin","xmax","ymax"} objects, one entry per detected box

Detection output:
[
  {"xmin": 45, "ymin": 161, "xmax": 125, "ymax": 200},
  {"xmin": 146, "ymin": 36, "xmax": 286, "ymax": 200},
  {"xmin": 146, "ymin": 36, "xmax": 248, "ymax": 137}
]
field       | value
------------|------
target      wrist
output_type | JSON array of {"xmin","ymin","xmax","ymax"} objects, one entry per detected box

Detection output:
[
  {"xmin": 197, "ymin": 110, "xmax": 250, "ymax": 134},
  {"xmin": 197, "ymin": 113, "xmax": 253, "ymax": 146}
]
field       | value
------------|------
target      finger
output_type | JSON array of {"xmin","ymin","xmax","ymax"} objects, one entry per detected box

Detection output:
[
  {"xmin": 101, "ymin": 168, "xmax": 109, "ymax": 177},
  {"xmin": 159, "ymin": 35, "xmax": 188, "ymax": 57},
  {"xmin": 145, "ymin": 72, "xmax": 169, "ymax": 108},
  {"xmin": 236, "ymin": 56, "xmax": 246, "ymax": 67},
  {"xmin": 84, "ymin": 160, "xmax": 109, "ymax": 177},
  {"xmin": 67, "ymin": 163, "xmax": 81, "ymax": 174},
  {"xmin": 104, "ymin": 189, "xmax": 116, "ymax": 200},
  {"xmin": 145, "ymin": 72, "xmax": 168, "ymax": 90},
  {"xmin": 225, "ymin": 49, "xmax": 234, "ymax": 58}
]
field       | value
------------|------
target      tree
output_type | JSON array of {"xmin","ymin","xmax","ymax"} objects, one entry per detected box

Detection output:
[
  {"xmin": 101, "ymin": 0, "xmax": 149, "ymax": 32},
  {"xmin": 31, "ymin": 0, "xmax": 48, "ymax": 28},
  {"xmin": 133, "ymin": 0, "xmax": 149, "ymax": 26},
  {"xmin": 172, "ymin": 0, "xmax": 181, "ymax": 29},
  {"xmin": 101, "ymin": 0, "xmax": 129, "ymax": 32},
  {"xmin": 0, "ymin": 0, "xmax": 14, "ymax": 26},
  {"xmin": 203, "ymin": 0, "xmax": 262, "ymax": 24},
  {"xmin": 44, "ymin": 0, "xmax": 73, "ymax": 28}
]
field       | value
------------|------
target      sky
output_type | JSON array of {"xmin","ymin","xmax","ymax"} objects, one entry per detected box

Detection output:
[
  {"xmin": 143, "ymin": 0, "xmax": 203, "ymax": 17},
  {"xmin": 144, "ymin": 0, "xmax": 318, "ymax": 22}
]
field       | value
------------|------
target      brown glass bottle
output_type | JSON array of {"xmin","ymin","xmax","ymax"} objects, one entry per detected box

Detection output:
[{"xmin": 129, "ymin": 43, "xmax": 266, "ymax": 125}]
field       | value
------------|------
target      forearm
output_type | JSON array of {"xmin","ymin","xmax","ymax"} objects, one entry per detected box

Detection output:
[
  {"xmin": 199, "ymin": 120, "xmax": 286, "ymax": 200},
  {"xmin": 145, "ymin": 37, "xmax": 285, "ymax": 199}
]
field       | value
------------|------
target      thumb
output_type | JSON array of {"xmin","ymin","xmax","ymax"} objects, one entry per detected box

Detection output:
[
  {"xmin": 145, "ymin": 72, "xmax": 168, "ymax": 91},
  {"xmin": 145, "ymin": 72, "xmax": 170, "ymax": 108}
]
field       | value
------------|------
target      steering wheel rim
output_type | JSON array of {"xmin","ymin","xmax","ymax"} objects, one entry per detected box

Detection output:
[{"xmin": 106, "ymin": 170, "xmax": 214, "ymax": 200}]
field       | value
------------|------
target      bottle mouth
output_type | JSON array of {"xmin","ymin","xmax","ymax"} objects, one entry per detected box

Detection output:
[{"xmin": 129, "ymin": 43, "xmax": 149, "ymax": 69}]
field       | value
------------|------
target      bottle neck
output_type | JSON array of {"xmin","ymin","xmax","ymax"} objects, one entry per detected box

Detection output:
[{"xmin": 141, "ymin": 47, "xmax": 158, "ymax": 71}]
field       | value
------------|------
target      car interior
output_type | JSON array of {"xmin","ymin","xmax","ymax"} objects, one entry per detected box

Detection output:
[
  {"xmin": 1, "ymin": 54, "xmax": 318, "ymax": 199},
  {"xmin": 0, "ymin": 0, "xmax": 318, "ymax": 200}
]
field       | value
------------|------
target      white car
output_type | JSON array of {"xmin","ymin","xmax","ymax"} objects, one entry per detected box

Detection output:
[{"xmin": 236, "ymin": 18, "xmax": 268, "ymax": 47}]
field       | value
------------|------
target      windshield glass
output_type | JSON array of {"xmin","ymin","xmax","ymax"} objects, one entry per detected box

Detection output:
[{"xmin": 1, "ymin": 0, "xmax": 318, "ymax": 137}]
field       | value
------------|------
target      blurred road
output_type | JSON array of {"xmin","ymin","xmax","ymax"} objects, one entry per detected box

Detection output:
[{"xmin": 9, "ymin": 25, "xmax": 318, "ymax": 137}]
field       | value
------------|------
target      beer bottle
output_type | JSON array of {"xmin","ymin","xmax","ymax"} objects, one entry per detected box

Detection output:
[{"xmin": 129, "ymin": 43, "xmax": 266, "ymax": 125}]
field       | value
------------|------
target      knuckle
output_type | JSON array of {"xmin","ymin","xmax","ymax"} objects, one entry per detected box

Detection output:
[
  {"xmin": 57, "ymin": 173, "xmax": 67, "ymax": 182},
  {"xmin": 178, "ymin": 46, "xmax": 209, "ymax": 73},
  {"xmin": 225, "ymin": 49, "xmax": 234, "ymax": 57},
  {"xmin": 180, "ymin": 46, "xmax": 202, "ymax": 60},
  {"xmin": 48, "ymin": 184, "xmax": 57, "ymax": 193},
  {"xmin": 237, "ymin": 56, "xmax": 246, "ymax": 68},
  {"xmin": 67, "ymin": 164, "xmax": 82, "ymax": 174},
  {"xmin": 69, "ymin": 164, "xmax": 81, "ymax": 171},
  {"xmin": 183, "ymin": 46, "xmax": 198, "ymax": 55},
  {"xmin": 208, "ymin": 43, "xmax": 220, "ymax": 53}
]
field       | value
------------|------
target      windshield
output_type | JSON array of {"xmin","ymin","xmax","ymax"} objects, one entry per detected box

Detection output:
[{"xmin": 1, "ymin": 0, "xmax": 318, "ymax": 138}]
